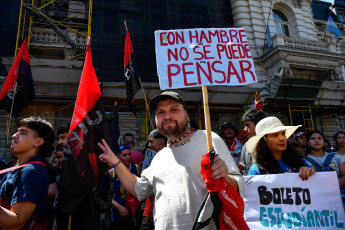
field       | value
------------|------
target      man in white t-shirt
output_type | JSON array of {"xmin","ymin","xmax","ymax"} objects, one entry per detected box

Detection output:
[{"xmin": 98, "ymin": 91, "xmax": 244, "ymax": 230}]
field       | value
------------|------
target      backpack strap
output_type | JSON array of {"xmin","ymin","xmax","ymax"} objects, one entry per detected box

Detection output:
[
  {"xmin": 305, "ymin": 156, "xmax": 321, "ymax": 170},
  {"xmin": 324, "ymin": 153, "xmax": 335, "ymax": 166},
  {"xmin": 0, "ymin": 161, "xmax": 46, "ymax": 175}
]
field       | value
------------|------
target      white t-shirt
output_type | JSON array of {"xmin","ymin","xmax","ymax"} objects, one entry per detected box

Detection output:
[{"xmin": 135, "ymin": 130, "xmax": 244, "ymax": 230}]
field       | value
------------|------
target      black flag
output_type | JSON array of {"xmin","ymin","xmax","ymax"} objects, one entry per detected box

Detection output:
[
  {"xmin": 57, "ymin": 41, "xmax": 111, "ymax": 214},
  {"xmin": 0, "ymin": 39, "xmax": 34, "ymax": 118},
  {"xmin": 124, "ymin": 29, "xmax": 141, "ymax": 115}
]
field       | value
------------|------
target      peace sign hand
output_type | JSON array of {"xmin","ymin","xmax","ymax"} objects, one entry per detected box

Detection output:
[
  {"xmin": 98, "ymin": 139, "xmax": 118, "ymax": 166},
  {"xmin": 255, "ymin": 92, "xmax": 264, "ymax": 109}
]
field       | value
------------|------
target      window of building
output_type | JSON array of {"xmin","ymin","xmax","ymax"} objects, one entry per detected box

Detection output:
[
  {"xmin": 273, "ymin": 9, "xmax": 290, "ymax": 36},
  {"xmin": 338, "ymin": 10, "xmax": 345, "ymax": 23}
]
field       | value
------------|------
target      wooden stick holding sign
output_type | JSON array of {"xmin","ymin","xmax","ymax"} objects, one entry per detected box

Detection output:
[{"xmin": 202, "ymin": 86, "xmax": 214, "ymax": 158}]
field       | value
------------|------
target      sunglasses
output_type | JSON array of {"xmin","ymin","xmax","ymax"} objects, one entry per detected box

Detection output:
[{"xmin": 118, "ymin": 145, "xmax": 130, "ymax": 150}]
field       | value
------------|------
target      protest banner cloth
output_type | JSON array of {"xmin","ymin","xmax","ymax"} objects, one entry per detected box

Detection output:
[
  {"xmin": 155, "ymin": 28, "xmax": 256, "ymax": 229},
  {"xmin": 142, "ymin": 149, "xmax": 157, "ymax": 171},
  {"xmin": 155, "ymin": 28, "xmax": 257, "ymax": 90},
  {"xmin": 243, "ymin": 172, "xmax": 345, "ymax": 229}
]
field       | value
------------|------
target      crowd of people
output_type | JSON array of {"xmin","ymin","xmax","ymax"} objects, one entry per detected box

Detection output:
[{"xmin": 0, "ymin": 91, "xmax": 344, "ymax": 229}]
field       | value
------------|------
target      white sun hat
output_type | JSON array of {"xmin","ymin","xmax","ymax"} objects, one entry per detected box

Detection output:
[{"xmin": 246, "ymin": 116, "xmax": 301, "ymax": 153}]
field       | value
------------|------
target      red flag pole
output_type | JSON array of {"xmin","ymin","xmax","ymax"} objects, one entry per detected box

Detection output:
[{"xmin": 124, "ymin": 21, "xmax": 154, "ymax": 130}]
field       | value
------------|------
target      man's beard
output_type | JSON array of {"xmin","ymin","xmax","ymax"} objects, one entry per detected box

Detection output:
[{"xmin": 158, "ymin": 117, "xmax": 189, "ymax": 140}]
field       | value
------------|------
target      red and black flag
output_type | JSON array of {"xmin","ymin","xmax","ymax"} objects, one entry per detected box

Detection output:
[
  {"xmin": 0, "ymin": 38, "xmax": 34, "ymax": 118},
  {"xmin": 124, "ymin": 29, "xmax": 141, "ymax": 115},
  {"xmin": 193, "ymin": 152, "xmax": 249, "ymax": 230},
  {"xmin": 57, "ymin": 40, "xmax": 111, "ymax": 214}
]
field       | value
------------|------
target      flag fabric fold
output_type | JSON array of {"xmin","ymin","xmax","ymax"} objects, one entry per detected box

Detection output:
[
  {"xmin": 0, "ymin": 38, "xmax": 34, "ymax": 118},
  {"xmin": 326, "ymin": 14, "xmax": 343, "ymax": 37},
  {"xmin": 192, "ymin": 152, "xmax": 249, "ymax": 230},
  {"xmin": 57, "ymin": 41, "xmax": 111, "ymax": 214},
  {"xmin": 124, "ymin": 30, "xmax": 141, "ymax": 115}
]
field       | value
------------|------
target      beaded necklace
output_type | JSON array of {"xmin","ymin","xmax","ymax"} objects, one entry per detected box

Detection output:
[{"xmin": 167, "ymin": 128, "xmax": 191, "ymax": 146}]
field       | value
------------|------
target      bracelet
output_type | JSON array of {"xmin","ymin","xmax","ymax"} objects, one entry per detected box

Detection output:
[
  {"xmin": 115, "ymin": 203, "xmax": 119, "ymax": 208},
  {"xmin": 114, "ymin": 159, "xmax": 121, "ymax": 168}
]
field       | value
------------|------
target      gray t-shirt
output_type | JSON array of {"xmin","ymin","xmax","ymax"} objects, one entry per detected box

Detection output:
[
  {"xmin": 305, "ymin": 152, "xmax": 345, "ymax": 176},
  {"xmin": 239, "ymin": 142, "xmax": 253, "ymax": 175},
  {"xmin": 135, "ymin": 130, "xmax": 244, "ymax": 230}
]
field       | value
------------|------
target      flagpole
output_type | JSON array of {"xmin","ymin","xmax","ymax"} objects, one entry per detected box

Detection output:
[
  {"xmin": 124, "ymin": 21, "xmax": 154, "ymax": 130},
  {"xmin": 264, "ymin": 2, "xmax": 273, "ymax": 46},
  {"xmin": 4, "ymin": 83, "xmax": 19, "ymax": 158}
]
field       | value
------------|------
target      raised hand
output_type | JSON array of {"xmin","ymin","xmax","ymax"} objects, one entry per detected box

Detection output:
[
  {"xmin": 98, "ymin": 139, "xmax": 118, "ymax": 166},
  {"xmin": 255, "ymin": 92, "xmax": 263, "ymax": 109}
]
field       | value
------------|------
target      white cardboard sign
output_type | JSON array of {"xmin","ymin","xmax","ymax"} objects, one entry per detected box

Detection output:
[
  {"xmin": 243, "ymin": 172, "xmax": 345, "ymax": 229},
  {"xmin": 155, "ymin": 28, "xmax": 257, "ymax": 90}
]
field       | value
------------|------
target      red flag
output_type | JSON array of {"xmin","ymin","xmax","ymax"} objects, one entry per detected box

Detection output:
[
  {"xmin": 57, "ymin": 41, "xmax": 111, "ymax": 214},
  {"xmin": 124, "ymin": 29, "xmax": 141, "ymax": 115},
  {"xmin": 193, "ymin": 152, "xmax": 250, "ymax": 230},
  {"xmin": 0, "ymin": 38, "xmax": 34, "ymax": 118}
]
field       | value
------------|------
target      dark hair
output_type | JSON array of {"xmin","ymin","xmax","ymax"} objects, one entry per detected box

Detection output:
[
  {"xmin": 18, "ymin": 117, "xmax": 55, "ymax": 159},
  {"xmin": 324, "ymin": 139, "xmax": 331, "ymax": 146},
  {"xmin": 123, "ymin": 133, "xmax": 134, "ymax": 145},
  {"xmin": 306, "ymin": 130, "xmax": 325, "ymax": 155},
  {"xmin": 334, "ymin": 131, "xmax": 345, "ymax": 151},
  {"xmin": 148, "ymin": 129, "xmax": 167, "ymax": 145},
  {"xmin": 116, "ymin": 144, "xmax": 131, "ymax": 155},
  {"xmin": 241, "ymin": 109, "xmax": 266, "ymax": 125},
  {"xmin": 57, "ymin": 124, "xmax": 69, "ymax": 136},
  {"xmin": 254, "ymin": 137, "xmax": 305, "ymax": 174}
]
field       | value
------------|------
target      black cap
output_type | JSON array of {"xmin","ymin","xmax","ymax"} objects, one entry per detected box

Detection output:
[
  {"xmin": 148, "ymin": 91, "xmax": 187, "ymax": 111},
  {"xmin": 220, "ymin": 121, "xmax": 237, "ymax": 135}
]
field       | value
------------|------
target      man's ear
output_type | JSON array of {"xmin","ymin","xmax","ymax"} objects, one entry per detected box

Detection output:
[
  {"xmin": 35, "ymin": 137, "xmax": 45, "ymax": 147},
  {"xmin": 185, "ymin": 110, "xmax": 190, "ymax": 122}
]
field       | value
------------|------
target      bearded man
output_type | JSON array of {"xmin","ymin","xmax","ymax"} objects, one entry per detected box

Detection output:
[{"xmin": 98, "ymin": 91, "xmax": 244, "ymax": 230}]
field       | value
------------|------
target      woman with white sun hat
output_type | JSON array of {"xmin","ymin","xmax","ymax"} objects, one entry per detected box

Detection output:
[{"xmin": 246, "ymin": 116, "xmax": 316, "ymax": 180}]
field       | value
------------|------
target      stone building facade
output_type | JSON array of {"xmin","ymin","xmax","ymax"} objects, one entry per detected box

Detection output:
[{"xmin": 0, "ymin": 0, "xmax": 344, "ymax": 151}]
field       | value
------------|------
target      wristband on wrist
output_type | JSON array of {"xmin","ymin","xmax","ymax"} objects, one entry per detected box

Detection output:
[
  {"xmin": 115, "ymin": 203, "xmax": 119, "ymax": 208},
  {"xmin": 114, "ymin": 159, "xmax": 121, "ymax": 168}
]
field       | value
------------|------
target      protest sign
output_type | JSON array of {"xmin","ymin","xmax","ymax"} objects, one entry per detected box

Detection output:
[
  {"xmin": 142, "ymin": 148, "xmax": 157, "ymax": 171},
  {"xmin": 155, "ymin": 28, "xmax": 257, "ymax": 90},
  {"xmin": 243, "ymin": 172, "xmax": 345, "ymax": 229}
]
